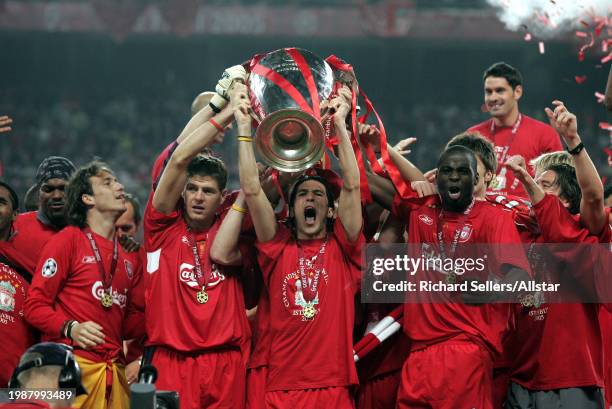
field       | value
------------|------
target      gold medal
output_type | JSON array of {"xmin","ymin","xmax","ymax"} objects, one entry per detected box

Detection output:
[
  {"xmin": 520, "ymin": 294, "xmax": 535, "ymax": 308},
  {"xmin": 196, "ymin": 287, "xmax": 209, "ymax": 304},
  {"xmin": 101, "ymin": 292, "xmax": 113, "ymax": 308},
  {"xmin": 445, "ymin": 272, "xmax": 457, "ymax": 285},
  {"xmin": 303, "ymin": 304, "xmax": 316, "ymax": 320}
]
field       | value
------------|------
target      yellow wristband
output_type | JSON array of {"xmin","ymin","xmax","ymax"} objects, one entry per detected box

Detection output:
[
  {"xmin": 237, "ymin": 136, "xmax": 254, "ymax": 142},
  {"xmin": 231, "ymin": 204, "xmax": 248, "ymax": 214}
]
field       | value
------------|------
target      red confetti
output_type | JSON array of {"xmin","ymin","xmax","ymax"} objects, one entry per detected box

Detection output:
[
  {"xmin": 574, "ymin": 75, "xmax": 587, "ymax": 84},
  {"xmin": 524, "ymin": 33, "xmax": 532, "ymax": 41},
  {"xmin": 604, "ymin": 40, "xmax": 609, "ymax": 53},
  {"xmin": 580, "ymin": 20, "xmax": 590, "ymax": 28},
  {"xmin": 578, "ymin": 51, "xmax": 585, "ymax": 62},
  {"xmin": 595, "ymin": 20, "xmax": 606, "ymax": 37},
  {"xmin": 575, "ymin": 31, "xmax": 588, "ymax": 38},
  {"xmin": 602, "ymin": 53, "xmax": 612, "ymax": 64},
  {"xmin": 539, "ymin": 41, "xmax": 545, "ymax": 54},
  {"xmin": 595, "ymin": 92, "xmax": 606, "ymax": 103},
  {"xmin": 600, "ymin": 122, "xmax": 612, "ymax": 131},
  {"xmin": 578, "ymin": 33, "xmax": 595, "ymax": 61}
]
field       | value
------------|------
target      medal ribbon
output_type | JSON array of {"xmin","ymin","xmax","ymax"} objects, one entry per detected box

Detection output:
[
  {"xmin": 187, "ymin": 230, "xmax": 210, "ymax": 290},
  {"xmin": 84, "ymin": 228, "xmax": 118, "ymax": 292},
  {"xmin": 436, "ymin": 200, "xmax": 475, "ymax": 261},
  {"xmin": 490, "ymin": 113, "xmax": 522, "ymax": 165},
  {"xmin": 297, "ymin": 240, "xmax": 327, "ymax": 302}
]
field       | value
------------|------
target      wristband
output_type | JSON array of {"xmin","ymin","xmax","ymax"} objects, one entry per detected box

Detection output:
[
  {"xmin": 567, "ymin": 142, "xmax": 585, "ymax": 155},
  {"xmin": 237, "ymin": 136, "xmax": 253, "ymax": 142},
  {"xmin": 209, "ymin": 119, "xmax": 224, "ymax": 133},
  {"xmin": 209, "ymin": 101, "xmax": 221, "ymax": 114},
  {"xmin": 231, "ymin": 204, "xmax": 248, "ymax": 214},
  {"xmin": 61, "ymin": 320, "xmax": 71, "ymax": 338},
  {"xmin": 66, "ymin": 320, "xmax": 78, "ymax": 340}
]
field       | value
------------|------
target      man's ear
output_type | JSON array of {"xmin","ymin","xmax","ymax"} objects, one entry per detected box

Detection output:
[
  {"xmin": 81, "ymin": 193, "xmax": 95, "ymax": 207},
  {"xmin": 514, "ymin": 85, "xmax": 523, "ymax": 101},
  {"xmin": 484, "ymin": 170, "xmax": 493, "ymax": 184},
  {"xmin": 474, "ymin": 172, "xmax": 479, "ymax": 186}
]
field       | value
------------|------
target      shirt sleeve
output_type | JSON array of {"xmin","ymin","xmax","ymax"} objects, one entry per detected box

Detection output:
[
  {"xmin": 255, "ymin": 224, "xmax": 291, "ymax": 282},
  {"xmin": 540, "ymin": 125, "xmax": 563, "ymax": 154},
  {"xmin": 123, "ymin": 251, "xmax": 145, "ymax": 340},
  {"xmin": 24, "ymin": 229, "xmax": 74, "ymax": 337},
  {"xmin": 486, "ymin": 207, "xmax": 532, "ymax": 278},
  {"xmin": 151, "ymin": 142, "xmax": 178, "ymax": 191},
  {"xmin": 143, "ymin": 194, "xmax": 181, "ymax": 249}
]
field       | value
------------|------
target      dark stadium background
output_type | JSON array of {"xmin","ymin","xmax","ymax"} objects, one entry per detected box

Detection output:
[{"xmin": 1, "ymin": 0, "xmax": 610, "ymax": 205}]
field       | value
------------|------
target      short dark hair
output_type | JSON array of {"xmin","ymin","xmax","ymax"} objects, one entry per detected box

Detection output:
[
  {"xmin": 483, "ymin": 62, "xmax": 523, "ymax": 89},
  {"xmin": 124, "ymin": 193, "xmax": 142, "ymax": 226},
  {"xmin": 287, "ymin": 175, "xmax": 336, "ymax": 233},
  {"xmin": 65, "ymin": 161, "xmax": 113, "ymax": 228},
  {"xmin": 544, "ymin": 163, "xmax": 581, "ymax": 215},
  {"xmin": 447, "ymin": 132, "xmax": 497, "ymax": 176},
  {"xmin": 0, "ymin": 180, "xmax": 19, "ymax": 211},
  {"xmin": 437, "ymin": 145, "xmax": 478, "ymax": 177},
  {"xmin": 186, "ymin": 155, "xmax": 228, "ymax": 191},
  {"xmin": 288, "ymin": 175, "xmax": 335, "ymax": 210}
]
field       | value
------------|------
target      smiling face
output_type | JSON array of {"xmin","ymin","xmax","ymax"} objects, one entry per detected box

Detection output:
[
  {"xmin": 484, "ymin": 76, "xmax": 522, "ymax": 123},
  {"xmin": 182, "ymin": 175, "xmax": 223, "ymax": 230},
  {"xmin": 436, "ymin": 150, "xmax": 478, "ymax": 212},
  {"xmin": 290, "ymin": 179, "xmax": 333, "ymax": 240}
]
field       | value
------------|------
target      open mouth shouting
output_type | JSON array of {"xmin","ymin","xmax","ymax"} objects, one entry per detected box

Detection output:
[
  {"xmin": 191, "ymin": 204, "xmax": 206, "ymax": 215},
  {"xmin": 304, "ymin": 206, "xmax": 317, "ymax": 225},
  {"xmin": 448, "ymin": 186, "xmax": 461, "ymax": 200}
]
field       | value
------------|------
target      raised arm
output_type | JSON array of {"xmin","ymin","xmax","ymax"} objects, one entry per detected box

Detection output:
[
  {"xmin": 505, "ymin": 155, "xmax": 545, "ymax": 205},
  {"xmin": 367, "ymin": 171, "xmax": 397, "ymax": 211},
  {"xmin": 545, "ymin": 101, "xmax": 606, "ymax": 235},
  {"xmin": 152, "ymin": 105, "xmax": 232, "ymax": 214},
  {"xmin": 234, "ymin": 83, "xmax": 277, "ymax": 242},
  {"xmin": 177, "ymin": 65, "xmax": 247, "ymax": 144},
  {"xmin": 334, "ymin": 86, "xmax": 362, "ymax": 241},
  {"xmin": 360, "ymin": 124, "xmax": 425, "ymax": 182},
  {"xmin": 210, "ymin": 191, "xmax": 247, "ymax": 266}
]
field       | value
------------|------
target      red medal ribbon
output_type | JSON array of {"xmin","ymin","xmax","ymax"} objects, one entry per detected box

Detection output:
[
  {"xmin": 250, "ymin": 63, "xmax": 314, "ymax": 115},
  {"xmin": 297, "ymin": 240, "xmax": 327, "ymax": 302},
  {"xmin": 84, "ymin": 228, "xmax": 118, "ymax": 293},
  {"xmin": 286, "ymin": 48, "xmax": 321, "ymax": 119},
  {"xmin": 187, "ymin": 230, "xmax": 211, "ymax": 290},
  {"xmin": 490, "ymin": 113, "xmax": 522, "ymax": 165}
]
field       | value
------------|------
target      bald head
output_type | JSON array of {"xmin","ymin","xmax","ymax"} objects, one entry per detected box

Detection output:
[{"xmin": 191, "ymin": 91, "xmax": 216, "ymax": 117}]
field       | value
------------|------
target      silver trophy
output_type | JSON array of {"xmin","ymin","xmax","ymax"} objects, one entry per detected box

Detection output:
[{"xmin": 248, "ymin": 48, "xmax": 334, "ymax": 172}]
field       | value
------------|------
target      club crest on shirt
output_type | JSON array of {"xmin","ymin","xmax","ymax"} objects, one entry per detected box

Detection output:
[
  {"xmin": 124, "ymin": 260, "xmax": 134, "ymax": 279},
  {"xmin": 0, "ymin": 280, "xmax": 16, "ymax": 312},
  {"xmin": 458, "ymin": 224, "xmax": 473, "ymax": 243},
  {"xmin": 41, "ymin": 258, "xmax": 58, "ymax": 278},
  {"xmin": 418, "ymin": 214, "xmax": 434, "ymax": 226},
  {"xmin": 281, "ymin": 269, "xmax": 328, "ymax": 321},
  {"xmin": 178, "ymin": 263, "xmax": 225, "ymax": 289},
  {"xmin": 181, "ymin": 236, "xmax": 190, "ymax": 246},
  {"xmin": 91, "ymin": 281, "xmax": 127, "ymax": 309},
  {"xmin": 82, "ymin": 256, "xmax": 96, "ymax": 264}
]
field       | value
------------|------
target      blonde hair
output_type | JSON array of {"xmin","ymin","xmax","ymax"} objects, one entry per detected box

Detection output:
[{"xmin": 530, "ymin": 151, "xmax": 573, "ymax": 175}]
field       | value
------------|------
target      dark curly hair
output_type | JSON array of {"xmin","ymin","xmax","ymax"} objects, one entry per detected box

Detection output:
[{"xmin": 65, "ymin": 161, "xmax": 113, "ymax": 228}]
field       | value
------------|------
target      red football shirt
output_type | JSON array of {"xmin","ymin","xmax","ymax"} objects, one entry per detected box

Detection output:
[
  {"xmin": 0, "ymin": 262, "xmax": 37, "ymax": 387},
  {"xmin": 469, "ymin": 114, "xmax": 562, "ymax": 198},
  {"xmin": 143, "ymin": 197, "xmax": 250, "ymax": 352},
  {"xmin": 1, "ymin": 212, "xmax": 62, "ymax": 274},
  {"xmin": 255, "ymin": 220, "xmax": 364, "ymax": 391},
  {"xmin": 507, "ymin": 194, "xmax": 609, "ymax": 390},
  {"xmin": 247, "ymin": 285, "xmax": 270, "ymax": 370},
  {"xmin": 393, "ymin": 193, "xmax": 531, "ymax": 358},
  {"xmin": 25, "ymin": 226, "xmax": 144, "ymax": 363}
]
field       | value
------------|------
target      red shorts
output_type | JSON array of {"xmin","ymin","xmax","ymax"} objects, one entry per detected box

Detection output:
[
  {"xmin": 357, "ymin": 370, "xmax": 401, "ymax": 409},
  {"xmin": 246, "ymin": 366, "xmax": 267, "ymax": 409},
  {"xmin": 396, "ymin": 339, "xmax": 494, "ymax": 409},
  {"xmin": 152, "ymin": 346, "xmax": 245, "ymax": 409},
  {"xmin": 265, "ymin": 387, "xmax": 354, "ymax": 409}
]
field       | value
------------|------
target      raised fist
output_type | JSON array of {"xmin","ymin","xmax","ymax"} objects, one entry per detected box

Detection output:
[{"xmin": 211, "ymin": 65, "xmax": 248, "ymax": 110}]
